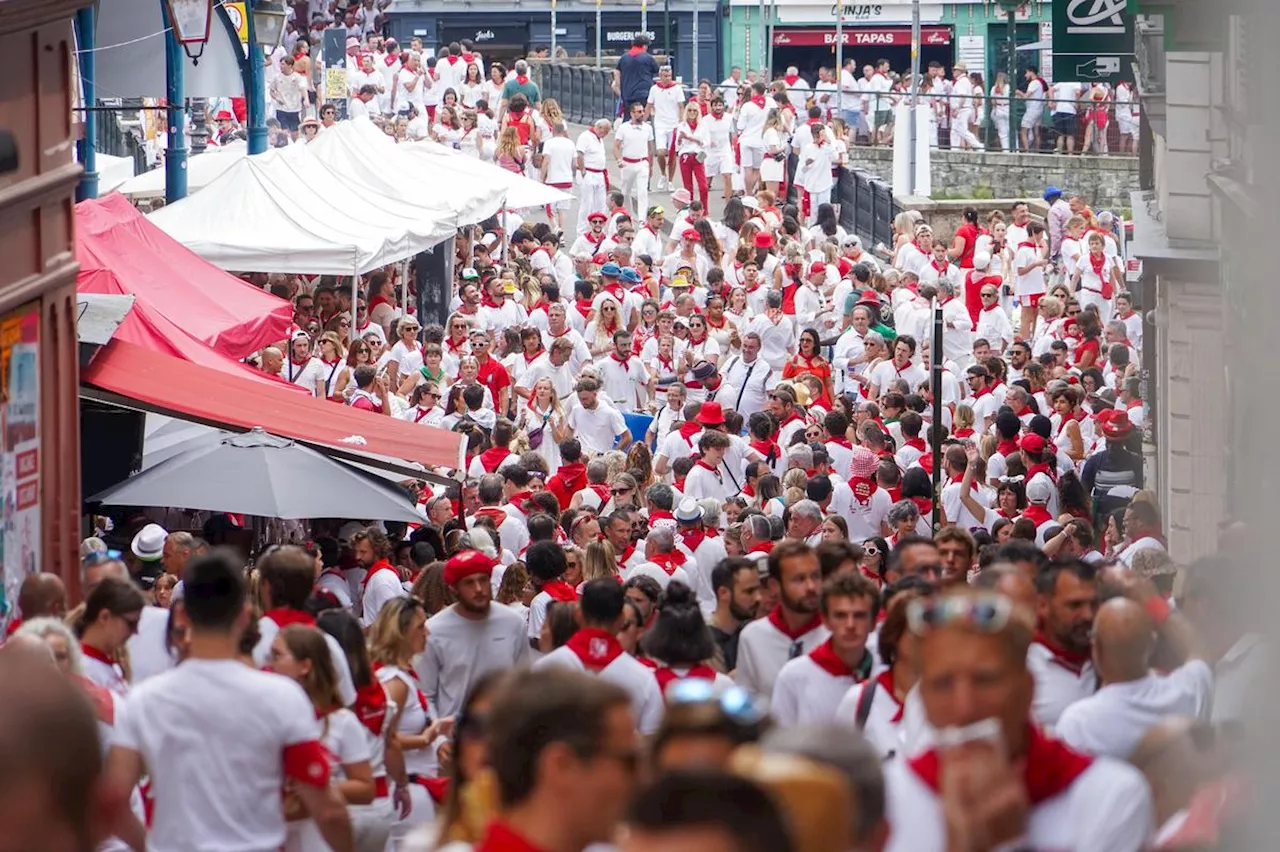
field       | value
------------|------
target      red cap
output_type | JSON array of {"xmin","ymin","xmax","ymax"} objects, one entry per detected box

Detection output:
[
  {"xmin": 443, "ymin": 549, "xmax": 498, "ymax": 586},
  {"xmin": 1101, "ymin": 410, "xmax": 1134, "ymax": 439},
  {"xmin": 682, "ymin": 228, "xmax": 700, "ymax": 241},
  {"xmin": 695, "ymin": 401, "xmax": 726, "ymax": 426},
  {"xmin": 215, "ymin": 110, "xmax": 234, "ymax": 121},
  {"xmin": 1019, "ymin": 434, "xmax": 1046, "ymax": 455},
  {"xmin": 754, "ymin": 232, "xmax": 775, "ymax": 249},
  {"xmin": 809, "ymin": 261, "xmax": 827, "ymax": 276},
  {"xmin": 587, "ymin": 211, "xmax": 608, "ymax": 222},
  {"xmin": 592, "ymin": 253, "xmax": 609, "ymax": 265}
]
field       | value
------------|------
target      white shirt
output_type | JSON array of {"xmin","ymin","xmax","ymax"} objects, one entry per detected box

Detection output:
[
  {"xmin": 883, "ymin": 750, "xmax": 1154, "ymax": 852},
  {"xmin": 1027, "ymin": 640, "xmax": 1098, "ymax": 729},
  {"xmin": 1056, "ymin": 661, "xmax": 1214, "ymax": 758},
  {"xmin": 126, "ymin": 605, "xmax": 175, "ymax": 685},
  {"xmin": 541, "ymin": 135, "xmax": 577, "ymax": 185},
  {"xmin": 683, "ymin": 460, "xmax": 731, "ymax": 502},
  {"xmin": 744, "ymin": 313, "xmax": 795, "ymax": 372},
  {"xmin": 361, "ymin": 566, "xmax": 406, "ymax": 628},
  {"xmin": 647, "ymin": 82, "xmax": 686, "ymax": 128},
  {"xmin": 835, "ymin": 674, "xmax": 906, "ymax": 760},
  {"xmin": 771, "ymin": 645, "xmax": 867, "ymax": 727},
  {"xmin": 844, "ymin": 486, "xmax": 891, "ymax": 543},
  {"xmin": 736, "ymin": 99, "xmax": 767, "ymax": 146},
  {"xmin": 734, "ymin": 615, "xmax": 830, "ymax": 710},
  {"xmin": 535, "ymin": 643, "xmax": 665, "ymax": 734},
  {"xmin": 113, "ymin": 659, "xmax": 322, "ymax": 852},
  {"xmin": 1014, "ymin": 242, "xmax": 1047, "ymax": 297},
  {"xmin": 616, "ymin": 120, "xmax": 653, "ymax": 161},
  {"xmin": 576, "ymin": 127, "xmax": 607, "ymax": 172},
  {"xmin": 566, "ymin": 402, "xmax": 626, "ymax": 455},
  {"xmin": 253, "ymin": 613, "xmax": 357, "ymax": 707},
  {"xmin": 625, "ymin": 559, "xmax": 694, "ymax": 591}
]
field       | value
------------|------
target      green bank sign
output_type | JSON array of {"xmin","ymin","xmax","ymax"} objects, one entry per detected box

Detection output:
[{"xmin": 1052, "ymin": 0, "xmax": 1136, "ymax": 85}]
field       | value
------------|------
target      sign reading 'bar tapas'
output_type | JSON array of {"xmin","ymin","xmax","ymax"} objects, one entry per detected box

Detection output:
[{"xmin": 772, "ymin": 26, "xmax": 951, "ymax": 47}]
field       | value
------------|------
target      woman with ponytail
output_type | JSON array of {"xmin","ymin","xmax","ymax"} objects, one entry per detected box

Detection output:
[
  {"xmin": 637, "ymin": 581, "xmax": 734, "ymax": 693},
  {"xmin": 75, "ymin": 576, "xmax": 145, "ymax": 694}
]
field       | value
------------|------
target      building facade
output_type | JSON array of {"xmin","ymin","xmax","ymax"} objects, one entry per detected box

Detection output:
[
  {"xmin": 386, "ymin": 0, "xmax": 720, "ymax": 87},
  {"xmin": 0, "ymin": 0, "xmax": 87, "ymax": 603},
  {"xmin": 722, "ymin": 0, "xmax": 1054, "ymax": 82}
]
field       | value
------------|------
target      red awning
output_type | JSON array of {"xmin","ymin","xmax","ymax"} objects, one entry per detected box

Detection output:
[
  {"xmin": 76, "ymin": 194, "xmax": 293, "ymax": 360},
  {"xmin": 773, "ymin": 26, "xmax": 952, "ymax": 47},
  {"xmin": 83, "ymin": 339, "xmax": 464, "ymax": 472}
]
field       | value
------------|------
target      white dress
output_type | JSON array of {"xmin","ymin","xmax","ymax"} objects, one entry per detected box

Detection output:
[{"xmin": 760, "ymin": 128, "xmax": 785, "ymax": 183}]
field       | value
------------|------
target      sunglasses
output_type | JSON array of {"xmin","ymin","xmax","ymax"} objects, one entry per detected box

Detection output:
[
  {"xmin": 907, "ymin": 593, "xmax": 1012, "ymax": 636},
  {"xmin": 862, "ymin": 544, "xmax": 879, "ymax": 556},
  {"xmin": 666, "ymin": 679, "xmax": 767, "ymax": 725},
  {"xmin": 611, "ymin": 487, "xmax": 632, "ymax": 496},
  {"xmin": 981, "ymin": 292, "xmax": 997, "ymax": 299}
]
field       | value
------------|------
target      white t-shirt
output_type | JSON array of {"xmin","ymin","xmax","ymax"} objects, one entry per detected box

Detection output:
[
  {"xmin": 113, "ymin": 659, "xmax": 324, "ymax": 852},
  {"xmin": 647, "ymin": 82, "xmax": 686, "ymax": 129},
  {"xmin": 1014, "ymin": 243, "xmax": 1047, "ymax": 298},
  {"xmin": 541, "ymin": 135, "xmax": 577, "ymax": 185},
  {"xmin": 565, "ymin": 403, "xmax": 626, "ymax": 455},
  {"xmin": 1056, "ymin": 661, "xmax": 1214, "ymax": 759},
  {"xmin": 770, "ymin": 646, "xmax": 866, "ymax": 727},
  {"xmin": 1028, "ymin": 640, "xmax": 1098, "ymax": 729},
  {"xmin": 535, "ymin": 642, "xmax": 665, "ymax": 734},
  {"xmin": 734, "ymin": 616, "xmax": 830, "ymax": 710}
]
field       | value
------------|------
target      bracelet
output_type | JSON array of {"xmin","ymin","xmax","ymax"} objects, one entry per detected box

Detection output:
[{"xmin": 1143, "ymin": 596, "xmax": 1171, "ymax": 626}]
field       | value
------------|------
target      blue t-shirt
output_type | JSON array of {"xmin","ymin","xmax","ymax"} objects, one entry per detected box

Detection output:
[{"xmin": 617, "ymin": 50, "xmax": 660, "ymax": 108}]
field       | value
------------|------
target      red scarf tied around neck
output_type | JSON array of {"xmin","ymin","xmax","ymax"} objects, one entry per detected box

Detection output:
[{"xmin": 910, "ymin": 725, "xmax": 1093, "ymax": 805}]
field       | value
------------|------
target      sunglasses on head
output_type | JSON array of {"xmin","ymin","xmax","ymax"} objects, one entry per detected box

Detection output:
[{"xmin": 907, "ymin": 592, "xmax": 1012, "ymax": 636}]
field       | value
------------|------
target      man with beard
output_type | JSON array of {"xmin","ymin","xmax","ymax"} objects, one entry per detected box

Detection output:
[
  {"xmin": 1029, "ymin": 558, "xmax": 1100, "ymax": 726},
  {"xmin": 354, "ymin": 528, "xmax": 402, "ymax": 628},
  {"xmin": 418, "ymin": 550, "xmax": 529, "ymax": 717},
  {"xmin": 707, "ymin": 558, "xmax": 763, "ymax": 673},
  {"xmin": 735, "ymin": 542, "xmax": 829, "ymax": 709}
]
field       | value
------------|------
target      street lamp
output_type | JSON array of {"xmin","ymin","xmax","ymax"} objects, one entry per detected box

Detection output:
[
  {"xmin": 164, "ymin": 0, "xmax": 214, "ymax": 63},
  {"xmin": 251, "ymin": 0, "xmax": 288, "ymax": 48}
]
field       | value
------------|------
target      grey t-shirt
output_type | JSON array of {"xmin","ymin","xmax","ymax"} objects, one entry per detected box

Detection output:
[{"xmin": 417, "ymin": 603, "xmax": 529, "ymax": 717}]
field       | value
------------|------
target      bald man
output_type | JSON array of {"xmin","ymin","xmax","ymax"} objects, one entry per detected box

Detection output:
[
  {"xmin": 1055, "ymin": 583, "xmax": 1213, "ymax": 758},
  {"xmin": 8, "ymin": 573, "xmax": 66, "ymax": 635},
  {"xmin": 0, "ymin": 647, "xmax": 121, "ymax": 851}
]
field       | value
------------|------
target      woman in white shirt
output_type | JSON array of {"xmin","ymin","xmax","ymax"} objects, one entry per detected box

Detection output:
[
  {"xmin": 674, "ymin": 102, "xmax": 710, "ymax": 210},
  {"xmin": 456, "ymin": 110, "xmax": 486, "ymax": 159},
  {"xmin": 432, "ymin": 106, "xmax": 464, "ymax": 149},
  {"xmin": 584, "ymin": 296, "xmax": 625, "ymax": 361},
  {"xmin": 517, "ymin": 378, "xmax": 571, "ymax": 471},
  {"xmin": 458, "ymin": 62, "xmax": 486, "ymax": 108},
  {"xmin": 386, "ymin": 317, "xmax": 424, "ymax": 390},
  {"xmin": 759, "ymin": 109, "xmax": 787, "ymax": 194},
  {"xmin": 316, "ymin": 332, "xmax": 348, "ymax": 400},
  {"xmin": 482, "ymin": 63, "xmax": 506, "ymax": 108}
]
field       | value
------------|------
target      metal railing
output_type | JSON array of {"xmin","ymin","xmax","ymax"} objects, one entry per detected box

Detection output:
[
  {"xmin": 93, "ymin": 100, "xmax": 150, "ymax": 175},
  {"xmin": 536, "ymin": 63, "xmax": 620, "ymax": 125},
  {"xmin": 837, "ymin": 168, "xmax": 898, "ymax": 250}
]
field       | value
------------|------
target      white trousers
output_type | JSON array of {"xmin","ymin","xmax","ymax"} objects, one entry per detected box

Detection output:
[
  {"xmin": 950, "ymin": 108, "xmax": 983, "ymax": 149},
  {"xmin": 575, "ymin": 176, "xmax": 607, "ymax": 235},
  {"xmin": 1077, "ymin": 288, "xmax": 1113, "ymax": 325},
  {"xmin": 619, "ymin": 162, "xmax": 649, "ymax": 220},
  {"xmin": 993, "ymin": 109, "xmax": 1010, "ymax": 150}
]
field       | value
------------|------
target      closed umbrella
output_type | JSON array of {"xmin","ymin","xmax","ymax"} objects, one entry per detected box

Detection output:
[{"xmin": 88, "ymin": 427, "xmax": 425, "ymax": 523}]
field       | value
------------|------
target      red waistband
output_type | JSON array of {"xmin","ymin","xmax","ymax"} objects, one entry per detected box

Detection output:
[
  {"xmin": 623, "ymin": 156, "xmax": 647, "ymax": 163},
  {"xmin": 584, "ymin": 166, "xmax": 607, "ymax": 172},
  {"xmin": 374, "ymin": 776, "xmax": 389, "ymax": 798}
]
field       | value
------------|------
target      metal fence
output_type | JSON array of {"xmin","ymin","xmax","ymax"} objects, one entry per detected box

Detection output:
[
  {"xmin": 93, "ymin": 101, "xmax": 149, "ymax": 175},
  {"xmin": 837, "ymin": 168, "xmax": 898, "ymax": 251},
  {"xmin": 536, "ymin": 63, "xmax": 620, "ymax": 125}
]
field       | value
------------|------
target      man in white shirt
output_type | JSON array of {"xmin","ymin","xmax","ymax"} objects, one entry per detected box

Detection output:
[
  {"xmin": 614, "ymin": 102, "xmax": 655, "ymax": 224},
  {"xmin": 106, "ymin": 550, "xmax": 353, "ymax": 852},
  {"xmin": 354, "ymin": 527, "xmax": 404, "ymax": 628},
  {"xmin": 538, "ymin": 121, "xmax": 578, "ymax": 234},
  {"xmin": 735, "ymin": 541, "xmax": 830, "ymax": 709},
  {"xmin": 720, "ymin": 332, "xmax": 772, "ymax": 418},
  {"xmin": 535, "ymin": 576, "xmax": 664, "ymax": 734},
  {"xmin": 949, "ymin": 63, "xmax": 982, "ymax": 150},
  {"xmin": 882, "ymin": 588, "xmax": 1154, "ymax": 852},
  {"xmin": 418, "ymin": 550, "xmax": 529, "ymax": 717},
  {"xmin": 565, "ymin": 377, "xmax": 631, "ymax": 455},
  {"xmin": 574, "ymin": 120, "xmax": 611, "ymax": 236},
  {"xmin": 1050, "ymin": 79, "xmax": 1082, "ymax": 154},
  {"xmin": 771, "ymin": 573, "xmax": 879, "ymax": 726},
  {"xmin": 736, "ymin": 82, "xmax": 769, "ymax": 193},
  {"xmin": 718, "ymin": 66, "xmax": 742, "ymax": 107},
  {"xmin": 1028, "ymin": 559, "xmax": 1099, "ymax": 728},
  {"xmin": 1056, "ymin": 588, "xmax": 1213, "ymax": 759},
  {"xmin": 646, "ymin": 65, "xmax": 685, "ymax": 191}
]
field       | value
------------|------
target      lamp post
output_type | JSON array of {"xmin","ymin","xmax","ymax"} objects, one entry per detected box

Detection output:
[
  {"xmin": 997, "ymin": 0, "xmax": 1021, "ymax": 153},
  {"xmin": 246, "ymin": 0, "xmax": 287, "ymax": 155},
  {"xmin": 161, "ymin": 0, "xmax": 214, "ymax": 203},
  {"xmin": 75, "ymin": 5, "xmax": 99, "ymax": 201}
]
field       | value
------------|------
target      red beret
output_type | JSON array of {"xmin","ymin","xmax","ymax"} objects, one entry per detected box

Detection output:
[
  {"xmin": 1019, "ymin": 434, "xmax": 1046, "ymax": 455},
  {"xmin": 443, "ymin": 549, "xmax": 497, "ymax": 586}
]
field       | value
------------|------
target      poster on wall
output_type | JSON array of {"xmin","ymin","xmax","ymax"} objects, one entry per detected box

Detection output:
[{"xmin": 1, "ymin": 304, "xmax": 40, "ymax": 626}]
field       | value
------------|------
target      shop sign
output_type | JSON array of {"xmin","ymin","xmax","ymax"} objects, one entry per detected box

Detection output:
[
  {"xmin": 605, "ymin": 29, "xmax": 657, "ymax": 42},
  {"xmin": 0, "ymin": 303, "xmax": 40, "ymax": 624},
  {"xmin": 773, "ymin": 25, "xmax": 951, "ymax": 47},
  {"xmin": 774, "ymin": 2, "xmax": 943, "ymax": 24}
]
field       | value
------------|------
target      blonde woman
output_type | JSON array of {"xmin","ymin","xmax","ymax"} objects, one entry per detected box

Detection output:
[
  {"xmin": 539, "ymin": 97, "xmax": 564, "ymax": 136},
  {"xmin": 517, "ymin": 377, "xmax": 570, "ymax": 470},
  {"xmin": 759, "ymin": 109, "xmax": 786, "ymax": 194},
  {"xmin": 494, "ymin": 125, "xmax": 527, "ymax": 176},
  {"xmin": 457, "ymin": 110, "xmax": 484, "ymax": 159},
  {"xmin": 952, "ymin": 403, "xmax": 976, "ymax": 440},
  {"xmin": 584, "ymin": 295, "xmax": 623, "ymax": 360},
  {"xmin": 581, "ymin": 539, "xmax": 619, "ymax": 585},
  {"xmin": 315, "ymin": 331, "xmax": 347, "ymax": 400},
  {"xmin": 369, "ymin": 597, "xmax": 452, "ymax": 835}
]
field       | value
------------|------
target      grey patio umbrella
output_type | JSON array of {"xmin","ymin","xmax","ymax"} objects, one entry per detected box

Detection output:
[{"xmin": 88, "ymin": 427, "xmax": 425, "ymax": 523}]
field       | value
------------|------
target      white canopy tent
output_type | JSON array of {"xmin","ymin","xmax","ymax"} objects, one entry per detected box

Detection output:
[
  {"xmin": 116, "ymin": 142, "xmax": 247, "ymax": 198},
  {"xmin": 146, "ymin": 147, "xmax": 456, "ymax": 275}
]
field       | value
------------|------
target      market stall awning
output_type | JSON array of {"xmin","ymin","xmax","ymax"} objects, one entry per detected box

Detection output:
[
  {"xmin": 82, "ymin": 339, "xmax": 465, "ymax": 476},
  {"xmin": 77, "ymin": 194, "xmax": 294, "ymax": 359}
]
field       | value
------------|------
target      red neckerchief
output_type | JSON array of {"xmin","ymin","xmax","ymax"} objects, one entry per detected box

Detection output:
[
  {"xmin": 910, "ymin": 725, "xmax": 1093, "ymax": 805},
  {"xmin": 949, "ymin": 473, "xmax": 977, "ymax": 492},
  {"xmin": 641, "ymin": 659, "xmax": 717, "ymax": 693},
  {"xmin": 4, "ymin": 617, "xmax": 21, "ymax": 637},
  {"xmin": 903, "ymin": 437, "xmax": 927, "ymax": 452},
  {"xmin": 353, "ymin": 681, "xmax": 388, "ymax": 736},
  {"xmin": 750, "ymin": 438, "xmax": 782, "ymax": 463},
  {"xmin": 361, "ymin": 559, "xmax": 398, "ymax": 593},
  {"xmin": 573, "ymin": 298, "xmax": 594, "ymax": 320},
  {"xmin": 875, "ymin": 669, "xmax": 906, "ymax": 722},
  {"xmin": 80, "ymin": 642, "xmax": 118, "ymax": 668},
  {"xmin": 649, "ymin": 509, "xmax": 675, "ymax": 523},
  {"xmin": 766, "ymin": 604, "xmax": 823, "ymax": 641},
  {"xmin": 384, "ymin": 54, "xmax": 399, "ymax": 67},
  {"xmin": 588, "ymin": 482, "xmax": 611, "ymax": 505},
  {"xmin": 1026, "ymin": 461, "xmax": 1058, "ymax": 484},
  {"xmin": 694, "ymin": 459, "xmax": 721, "ymax": 478},
  {"xmin": 474, "ymin": 506, "xmax": 510, "ymax": 529},
  {"xmin": 909, "ymin": 496, "xmax": 933, "ymax": 518},
  {"xmin": 523, "ymin": 348, "xmax": 544, "ymax": 365},
  {"xmin": 585, "ymin": 230, "xmax": 605, "ymax": 246},
  {"xmin": 565, "ymin": 627, "xmax": 624, "ymax": 671},
  {"xmin": 1088, "ymin": 251, "xmax": 1108, "ymax": 277},
  {"xmin": 445, "ymin": 336, "xmax": 468, "ymax": 354},
  {"xmin": 849, "ymin": 476, "xmax": 877, "ymax": 506},
  {"xmin": 996, "ymin": 437, "xmax": 1020, "ymax": 457},
  {"xmin": 475, "ymin": 821, "xmax": 550, "ymax": 852},
  {"xmin": 687, "ymin": 116, "xmax": 699, "ymax": 130},
  {"xmin": 678, "ymin": 420, "xmax": 701, "ymax": 442},
  {"xmin": 750, "ymin": 94, "xmax": 767, "ymax": 108},
  {"xmin": 368, "ymin": 294, "xmax": 394, "ymax": 315},
  {"xmin": 445, "ymin": 54, "xmax": 460, "ymax": 66},
  {"xmin": 610, "ymin": 351, "xmax": 631, "ymax": 366},
  {"xmin": 784, "ymin": 74, "xmax": 801, "ymax": 86},
  {"xmin": 930, "ymin": 259, "xmax": 949, "ymax": 274},
  {"xmin": 1035, "ymin": 631, "xmax": 1091, "ymax": 674},
  {"xmin": 1023, "ymin": 503, "xmax": 1053, "ymax": 527},
  {"xmin": 971, "ymin": 383, "xmax": 992, "ymax": 400},
  {"xmin": 264, "ymin": 608, "xmax": 316, "ymax": 629},
  {"xmin": 542, "ymin": 580, "xmax": 579, "ymax": 603},
  {"xmin": 515, "ymin": 74, "xmax": 530, "ymax": 85},
  {"xmin": 480, "ymin": 291, "xmax": 502, "ymax": 310},
  {"xmin": 954, "ymin": 428, "xmax": 974, "ymax": 439},
  {"xmin": 628, "ymin": 46, "xmax": 645, "ymax": 56},
  {"xmin": 679, "ymin": 528, "xmax": 707, "ymax": 553},
  {"xmin": 478, "ymin": 446, "xmax": 512, "ymax": 473},
  {"xmin": 656, "ymin": 79, "xmax": 680, "ymax": 89},
  {"xmin": 649, "ymin": 551, "xmax": 688, "ymax": 575},
  {"xmin": 1018, "ymin": 240, "xmax": 1040, "ymax": 251},
  {"xmin": 827, "ymin": 437, "xmax": 853, "ymax": 451},
  {"xmin": 809, "ymin": 638, "xmax": 864, "ymax": 678},
  {"xmin": 617, "ymin": 543, "xmax": 636, "ymax": 564}
]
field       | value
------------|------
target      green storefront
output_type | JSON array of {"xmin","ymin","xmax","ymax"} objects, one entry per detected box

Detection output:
[{"xmin": 720, "ymin": 0, "xmax": 1054, "ymax": 86}]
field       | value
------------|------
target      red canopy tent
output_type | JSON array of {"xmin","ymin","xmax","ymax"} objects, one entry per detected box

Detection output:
[
  {"xmin": 76, "ymin": 193, "xmax": 294, "ymax": 362},
  {"xmin": 83, "ymin": 339, "xmax": 464, "ymax": 473}
]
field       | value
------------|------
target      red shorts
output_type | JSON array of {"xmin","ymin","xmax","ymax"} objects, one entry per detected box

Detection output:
[{"xmin": 1024, "ymin": 293, "xmax": 1043, "ymax": 308}]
